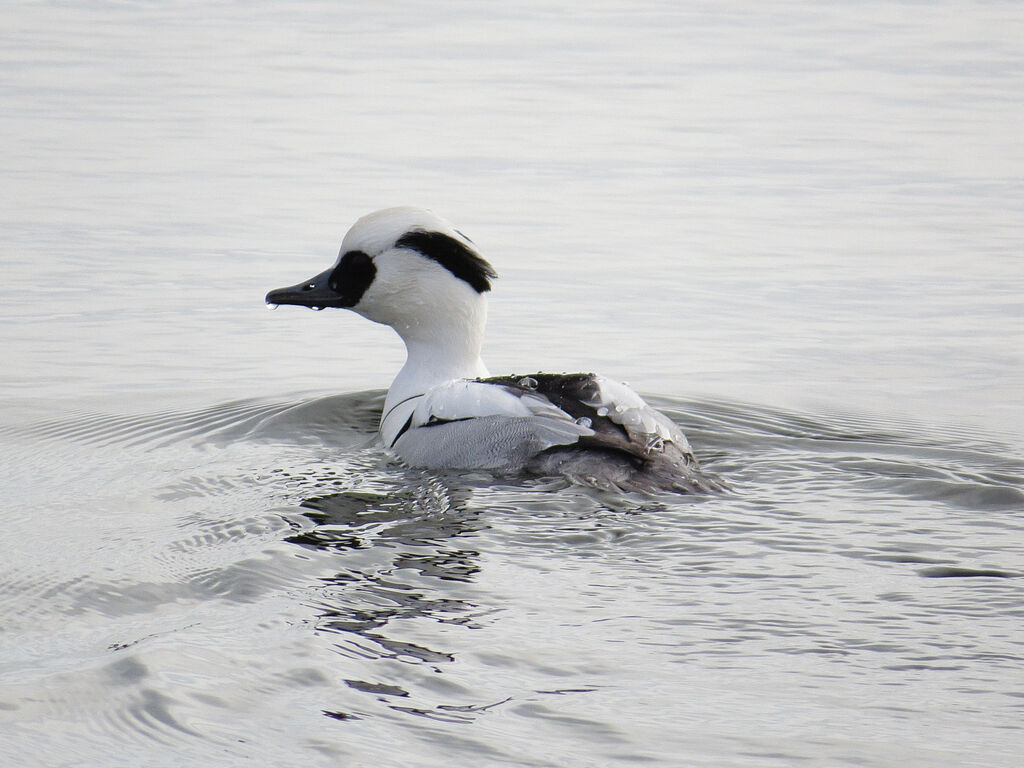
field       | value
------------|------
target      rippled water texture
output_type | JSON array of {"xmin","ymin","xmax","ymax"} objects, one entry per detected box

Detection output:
[
  {"xmin": 2, "ymin": 1, "xmax": 1022, "ymax": 766},
  {"xmin": 2, "ymin": 395, "xmax": 1023, "ymax": 766}
]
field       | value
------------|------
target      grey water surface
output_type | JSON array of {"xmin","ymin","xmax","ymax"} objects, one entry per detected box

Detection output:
[{"xmin": 2, "ymin": 2, "xmax": 1023, "ymax": 767}]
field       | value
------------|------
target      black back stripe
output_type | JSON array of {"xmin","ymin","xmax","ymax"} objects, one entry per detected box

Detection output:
[
  {"xmin": 380, "ymin": 392, "xmax": 425, "ymax": 426},
  {"xmin": 390, "ymin": 413, "xmax": 414, "ymax": 447},
  {"xmin": 423, "ymin": 416, "xmax": 474, "ymax": 427},
  {"xmin": 395, "ymin": 230, "xmax": 497, "ymax": 293}
]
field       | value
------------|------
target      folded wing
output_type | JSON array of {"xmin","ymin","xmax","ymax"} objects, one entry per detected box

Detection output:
[
  {"xmin": 391, "ymin": 379, "xmax": 595, "ymax": 470},
  {"xmin": 389, "ymin": 373, "xmax": 708, "ymax": 487}
]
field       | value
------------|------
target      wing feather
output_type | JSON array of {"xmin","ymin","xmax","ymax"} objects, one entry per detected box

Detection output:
[
  {"xmin": 391, "ymin": 379, "xmax": 594, "ymax": 470},
  {"xmin": 387, "ymin": 374, "xmax": 716, "ymax": 494}
]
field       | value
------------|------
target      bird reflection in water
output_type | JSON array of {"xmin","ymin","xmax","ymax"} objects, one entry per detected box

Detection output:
[{"xmin": 282, "ymin": 476, "xmax": 498, "ymax": 721}]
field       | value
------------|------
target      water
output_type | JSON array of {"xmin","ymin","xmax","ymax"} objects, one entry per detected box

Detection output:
[{"xmin": 2, "ymin": 2, "xmax": 1023, "ymax": 766}]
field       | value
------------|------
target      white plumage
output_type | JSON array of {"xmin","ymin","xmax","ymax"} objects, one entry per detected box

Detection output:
[{"xmin": 267, "ymin": 207, "xmax": 720, "ymax": 493}]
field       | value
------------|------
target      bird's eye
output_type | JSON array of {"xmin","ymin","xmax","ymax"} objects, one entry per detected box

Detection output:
[{"xmin": 328, "ymin": 250, "xmax": 376, "ymax": 306}]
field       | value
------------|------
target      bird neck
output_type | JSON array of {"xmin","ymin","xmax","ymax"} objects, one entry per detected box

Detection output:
[{"xmin": 380, "ymin": 300, "xmax": 490, "ymax": 433}]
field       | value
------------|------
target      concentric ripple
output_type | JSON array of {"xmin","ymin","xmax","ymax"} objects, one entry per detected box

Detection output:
[{"xmin": 1, "ymin": 391, "xmax": 1022, "ymax": 766}]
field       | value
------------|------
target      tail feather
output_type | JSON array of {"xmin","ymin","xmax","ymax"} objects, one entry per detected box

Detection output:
[{"xmin": 525, "ymin": 443, "xmax": 724, "ymax": 495}]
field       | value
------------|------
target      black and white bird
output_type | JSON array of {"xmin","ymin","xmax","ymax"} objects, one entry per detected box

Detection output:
[{"xmin": 266, "ymin": 207, "xmax": 720, "ymax": 493}]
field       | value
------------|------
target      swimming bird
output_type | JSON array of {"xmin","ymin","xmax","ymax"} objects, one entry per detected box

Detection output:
[{"xmin": 266, "ymin": 207, "xmax": 720, "ymax": 493}]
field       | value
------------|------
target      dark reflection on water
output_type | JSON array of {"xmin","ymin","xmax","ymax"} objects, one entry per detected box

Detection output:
[
  {"xmin": 2, "ymin": 389, "xmax": 1023, "ymax": 766},
  {"xmin": 288, "ymin": 485, "xmax": 486, "ymax": 574},
  {"xmin": 918, "ymin": 565, "xmax": 1017, "ymax": 578},
  {"xmin": 282, "ymin": 481, "xmax": 494, "ymax": 718}
]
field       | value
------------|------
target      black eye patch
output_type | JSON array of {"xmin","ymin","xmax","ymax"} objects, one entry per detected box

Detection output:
[
  {"xmin": 395, "ymin": 230, "xmax": 497, "ymax": 293},
  {"xmin": 328, "ymin": 250, "xmax": 376, "ymax": 307}
]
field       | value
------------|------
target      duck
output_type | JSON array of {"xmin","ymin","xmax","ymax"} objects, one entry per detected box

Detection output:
[{"xmin": 266, "ymin": 207, "xmax": 720, "ymax": 493}]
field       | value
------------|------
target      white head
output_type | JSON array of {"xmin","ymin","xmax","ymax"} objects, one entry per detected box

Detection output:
[{"xmin": 267, "ymin": 207, "xmax": 497, "ymax": 394}]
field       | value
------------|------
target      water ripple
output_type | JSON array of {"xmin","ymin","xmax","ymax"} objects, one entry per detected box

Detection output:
[
  {"xmin": 0, "ymin": 391, "xmax": 383, "ymax": 450},
  {"xmin": 2, "ymin": 391, "xmax": 1022, "ymax": 766}
]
